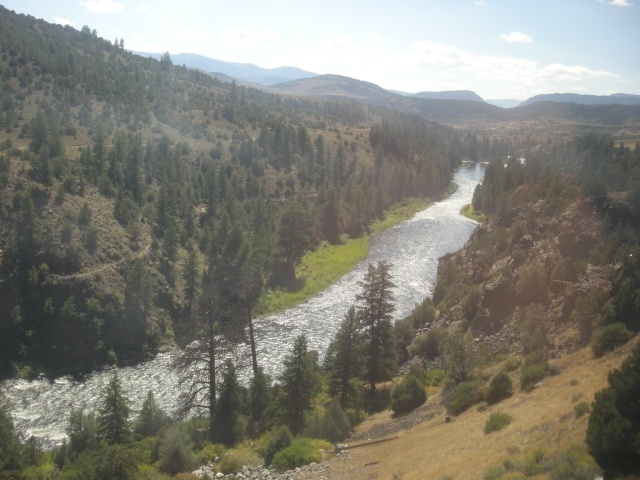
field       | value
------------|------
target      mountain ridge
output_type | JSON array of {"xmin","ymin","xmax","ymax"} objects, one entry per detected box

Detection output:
[
  {"xmin": 410, "ymin": 90, "xmax": 485, "ymax": 102},
  {"xmin": 519, "ymin": 92, "xmax": 640, "ymax": 107},
  {"xmin": 135, "ymin": 51, "xmax": 318, "ymax": 85}
]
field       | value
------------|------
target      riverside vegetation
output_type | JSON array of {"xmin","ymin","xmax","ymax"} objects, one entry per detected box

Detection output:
[{"xmin": 1, "ymin": 5, "xmax": 640, "ymax": 480}]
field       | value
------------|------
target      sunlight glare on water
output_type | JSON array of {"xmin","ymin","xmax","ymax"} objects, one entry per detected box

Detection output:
[{"xmin": 1, "ymin": 162, "xmax": 484, "ymax": 446}]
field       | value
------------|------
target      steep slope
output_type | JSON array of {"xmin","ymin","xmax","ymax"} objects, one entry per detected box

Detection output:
[{"xmin": 290, "ymin": 339, "xmax": 638, "ymax": 479}]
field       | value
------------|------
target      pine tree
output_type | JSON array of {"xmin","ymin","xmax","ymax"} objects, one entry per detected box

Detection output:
[
  {"xmin": 66, "ymin": 408, "xmax": 98, "ymax": 455},
  {"xmin": 277, "ymin": 198, "xmax": 310, "ymax": 281},
  {"xmin": 174, "ymin": 283, "xmax": 234, "ymax": 440},
  {"xmin": 182, "ymin": 245, "xmax": 199, "ymax": 311},
  {"xmin": 248, "ymin": 367, "xmax": 271, "ymax": 437},
  {"xmin": 212, "ymin": 359, "xmax": 242, "ymax": 446},
  {"xmin": 135, "ymin": 391, "xmax": 167, "ymax": 438},
  {"xmin": 322, "ymin": 187, "xmax": 342, "ymax": 244},
  {"xmin": 0, "ymin": 394, "xmax": 23, "ymax": 477},
  {"xmin": 586, "ymin": 344, "xmax": 640, "ymax": 477},
  {"xmin": 97, "ymin": 373, "xmax": 130, "ymax": 444},
  {"xmin": 325, "ymin": 305, "xmax": 364, "ymax": 408},
  {"xmin": 357, "ymin": 260, "xmax": 397, "ymax": 394},
  {"xmin": 279, "ymin": 335, "xmax": 320, "ymax": 435}
]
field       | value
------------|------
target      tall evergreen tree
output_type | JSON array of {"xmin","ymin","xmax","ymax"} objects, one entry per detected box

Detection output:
[
  {"xmin": 135, "ymin": 390, "xmax": 167, "ymax": 439},
  {"xmin": 0, "ymin": 393, "xmax": 23, "ymax": 478},
  {"xmin": 66, "ymin": 408, "xmax": 99, "ymax": 456},
  {"xmin": 357, "ymin": 260, "xmax": 397, "ymax": 394},
  {"xmin": 277, "ymin": 198, "xmax": 310, "ymax": 281},
  {"xmin": 97, "ymin": 373, "xmax": 130, "ymax": 444},
  {"xmin": 182, "ymin": 245, "xmax": 199, "ymax": 312},
  {"xmin": 587, "ymin": 344, "xmax": 640, "ymax": 477},
  {"xmin": 279, "ymin": 335, "xmax": 320, "ymax": 435},
  {"xmin": 324, "ymin": 305, "xmax": 364, "ymax": 408},
  {"xmin": 248, "ymin": 367, "xmax": 271, "ymax": 437},
  {"xmin": 174, "ymin": 283, "xmax": 233, "ymax": 440},
  {"xmin": 212, "ymin": 359, "xmax": 242, "ymax": 446}
]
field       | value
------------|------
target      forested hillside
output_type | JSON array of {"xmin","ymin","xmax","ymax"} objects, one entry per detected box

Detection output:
[{"xmin": 0, "ymin": 6, "xmax": 484, "ymax": 378}]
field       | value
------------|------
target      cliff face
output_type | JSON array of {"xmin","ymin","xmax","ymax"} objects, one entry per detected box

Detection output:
[{"xmin": 433, "ymin": 196, "xmax": 610, "ymax": 359}]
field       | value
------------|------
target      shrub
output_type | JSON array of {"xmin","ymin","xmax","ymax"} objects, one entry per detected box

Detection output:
[
  {"xmin": 496, "ymin": 473, "xmax": 526, "ymax": 480},
  {"xmin": 483, "ymin": 465, "xmax": 507, "ymax": 480},
  {"xmin": 322, "ymin": 398, "xmax": 351, "ymax": 442},
  {"xmin": 514, "ymin": 449, "xmax": 545, "ymax": 477},
  {"xmin": 409, "ymin": 328, "xmax": 447, "ymax": 360},
  {"xmin": 501, "ymin": 356, "xmax": 521, "ymax": 373},
  {"xmin": 520, "ymin": 363, "xmax": 548, "ymax": 391},
  {"xmin": 410, "ymin": 297, "xmax": 436, "ymax": 329},
  {"xmin": 199, "ymin": 443, "xmax": 226, "ymax": 464},
  {"xmin": 484, "ymin": 412, "xmax": 512, "ymax": 434},
  {"xmin": 218, "ymin": 453, "xmax": 243, "ymax": 475},
  {"xmin": 271, "ymin": 437, "xmax": 328, "ymax": 472},
  {"xmin": 305, "ymin": 398, "xmax": 351, "ymax": 443},
  {"xmin": 157, "ymin": 425, "xmax": 197, "ymax": 475},
  {"xmin": 545, "ymin": 445, "xmax": 600, "ymax": 480},
  {"xmin": 390, "ymin": 375, "xmax": 427, "ymax": 415},
  {"xmin": 425, "ymin": 369, "xmax": 446, "ymax": 387},
  {"xmin": 487, "ymin": 371, "xmax": 513, "ymax": 404},
  {"xmin": 519, "ymin": 353, "xmax": 549, "ymax": 391},
  {"xmin": 573, "ymin": 402, "xmax": 590, "ymax": 418},
  {"xmin": 590, "ymin": 322, "xmax": 632, "ymax": 357},
  {"xmin": 443, "ymin": 379, "xmax": 483, "ymax": 415},
  {"xmin": 263, "ymin": 426, "xmax": 292, "ymax": 467}
]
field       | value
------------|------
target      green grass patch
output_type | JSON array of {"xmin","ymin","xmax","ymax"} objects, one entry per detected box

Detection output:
[
  {"xmin": 369, "ymin": 197, "xmax": 430, "ymax": 235},
  {"xmin": 460, "ymin": 204, "xmax": 485, "ymax": 222},
  {"xmin": 258, "ymin": 197, "xmax": 432, "ymax": 315}
]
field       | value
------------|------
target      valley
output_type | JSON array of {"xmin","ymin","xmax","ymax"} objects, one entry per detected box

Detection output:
[{"xmin": 0, "ymin": 4, "xmax": 639, "ymax": 479}]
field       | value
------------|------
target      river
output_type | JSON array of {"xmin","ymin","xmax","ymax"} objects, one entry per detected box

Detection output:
[{"xmin": 1, "ymin": 162, "xmax": 485, "ymax": 446}]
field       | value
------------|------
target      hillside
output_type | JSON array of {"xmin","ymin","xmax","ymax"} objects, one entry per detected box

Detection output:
[
  {"xmin": 0, "ymin": 6, "xmax": 472, "ymax": 378},
  {"xmin": 290, "ymin": 339, "xmax": 639, "ymax": 479},
  {"xmin": 266, "ymin": 74, "xmax": 399, "ymax": 102}
]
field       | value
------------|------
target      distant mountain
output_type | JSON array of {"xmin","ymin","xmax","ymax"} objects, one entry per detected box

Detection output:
[
  {"xmin": 486, "ymin": 99, "xmax": 522, "ymax": 109},
  {"xmin": 510, "ymin": 101, "xmax": 640, "ymax": 124},
  {"xmin": 520, "ymin": 92, "xmax": 640, "ymax": 107},
  {"xmin": 267, "ymin": 74, "xmax": 399, "ymax": 102},
  {"xmin": 388, "ymin": 97, "xmax": 507, "ymax": 123},
  {"xmin": 135, "ymin": 52, "xmax": 318, "ymax": 86},
  {"xmin": 410, "ymin": 90, "xmax": 485, "ymax": 102},
  {"xmin": 200, "ymin": 71, "xmax": 263, "ymax": 89}
]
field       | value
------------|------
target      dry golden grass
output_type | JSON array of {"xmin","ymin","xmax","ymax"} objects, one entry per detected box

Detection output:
[{"xmin": 320, "ymin": 338, "xmax": 639, "ymax": 480}]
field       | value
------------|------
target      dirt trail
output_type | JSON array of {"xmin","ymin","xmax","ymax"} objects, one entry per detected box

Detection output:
[{"xmin": 49, "ymin": 241, "xmax": 152, "ymax": 282}]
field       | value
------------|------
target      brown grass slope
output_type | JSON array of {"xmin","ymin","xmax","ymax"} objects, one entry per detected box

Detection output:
[{"xmin": 293, "ymin": 338, "xmax": 638, "ymax": 480}]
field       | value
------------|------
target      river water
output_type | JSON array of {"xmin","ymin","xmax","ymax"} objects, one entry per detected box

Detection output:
[{"xmin": 1, "ymin": 162, "xmax": 484, "ymax": 446}]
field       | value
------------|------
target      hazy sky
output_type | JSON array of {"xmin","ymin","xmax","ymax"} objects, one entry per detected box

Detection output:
[{"xmin": 3, "ymin": 0, "xmax": 639, "ymax": 99}]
